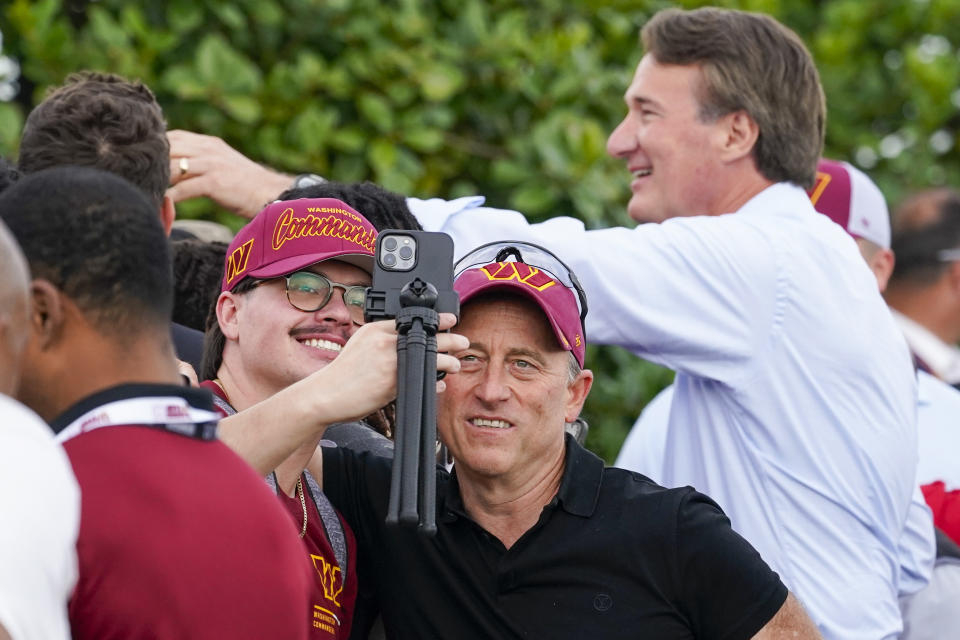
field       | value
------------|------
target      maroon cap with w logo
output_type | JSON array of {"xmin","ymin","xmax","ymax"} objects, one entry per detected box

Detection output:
[{"xmin": 221, "ymin": 197, "xmax": 377, "ymax": 292}]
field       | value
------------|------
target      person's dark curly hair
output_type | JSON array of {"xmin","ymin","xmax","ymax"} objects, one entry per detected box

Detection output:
[
  {"xmin": 18, "ymin": 71, "xmax": 169, "ymax": 209},
  {"xmin": 171, "ymin": 239, "xmax": 228, "ymax": 332},
  {"xmin": 0, "ymin": 166, "xmax": 171, "ymax": 338}
]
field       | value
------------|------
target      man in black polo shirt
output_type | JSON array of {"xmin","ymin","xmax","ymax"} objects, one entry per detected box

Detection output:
[{"xmin": 322, "ymin": 242, "xmax": 821, "ymax": 639}]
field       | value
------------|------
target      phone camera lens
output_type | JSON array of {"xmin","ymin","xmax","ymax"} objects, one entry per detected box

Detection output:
[
  {"xmin": 384, "ymin": 237, "xmax": 398, "ymax": 251},
  {"xmin": 399, "ymin": 246, "xmax": 413, "ymax": 260},
  {"xmin": 383, "ymin": 253, "xmax": 397, "ymax": 267}
]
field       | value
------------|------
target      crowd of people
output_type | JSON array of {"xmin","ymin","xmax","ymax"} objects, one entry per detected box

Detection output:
[{"xmin": 0, "ymin": 5, "xmax": 957, "ymax": 640}]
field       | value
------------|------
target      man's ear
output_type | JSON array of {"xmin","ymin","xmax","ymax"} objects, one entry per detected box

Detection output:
[
  {"xmin": 28, "ymin": 279, "xmax": 65, "ymax": 350},
  {"xmin": 564, "ymin": 368, "xmax": 594, "ymax": 423},
  {"xmin": 716, "ymin": 110, "xmax": 760, "ymax": 164},
  {"xmin": 871, "ymin": 248, "xmax": 895, "ymax": 293},
  {"xmin": 160, "ymin": 194, "xmax": 176, "ymax": 236},
  {"xmin": 217, "ymin": 291, "xmax": 242, "ymax": 341}
]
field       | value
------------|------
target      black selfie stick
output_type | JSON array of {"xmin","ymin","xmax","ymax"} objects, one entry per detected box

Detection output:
[{"xmin": 384, "ymin": 277, "xmax": 439, "ymax": 535}]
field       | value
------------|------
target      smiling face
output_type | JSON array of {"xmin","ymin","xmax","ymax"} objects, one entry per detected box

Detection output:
[
  {"xmin": 606, "ymin": 55, "xmax": 732, "ymax": 223},
  {"xmin": 438, "ymin": 295, "xmax": 592, "ymax": 487},
  {"xmin": 219, "ymin": 259, "xmax": 370, "ymax": 398}
]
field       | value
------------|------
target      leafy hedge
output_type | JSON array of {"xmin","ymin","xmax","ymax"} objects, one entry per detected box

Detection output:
[{"xmin": 3, "ymin": 0, "xmax": 960, "ymax": 461}]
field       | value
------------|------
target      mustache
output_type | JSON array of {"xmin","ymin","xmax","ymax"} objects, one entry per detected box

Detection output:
[{"xmin": 289, "ymin": 325, "xmax": 350, "ymax": 341}]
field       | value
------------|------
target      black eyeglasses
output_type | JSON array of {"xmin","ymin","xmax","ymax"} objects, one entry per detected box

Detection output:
[{"xmin": 253, "ymin": 271, "xmax": 367, "ymax": 325}]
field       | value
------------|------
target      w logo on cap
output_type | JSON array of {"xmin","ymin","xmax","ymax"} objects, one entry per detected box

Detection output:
[
  {"xmin": 480, "ymin": 262, "xmax": 557, "ymax": 292},
  {"xmin": 225, "ymin": 238, "xmax": 254, "ymax": 285},
  {"xmin": 808, "ymin": 171, "xmax": 832, "ymax": 207}
]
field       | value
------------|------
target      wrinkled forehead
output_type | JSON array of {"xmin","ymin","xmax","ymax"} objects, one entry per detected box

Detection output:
[
  {"xmin": 627, "ymin": 55, "xmax": 708, "ymax": 108},
  {"xmin": 459, "ymin": 293, "xmax": 564, "ymax": 354}
]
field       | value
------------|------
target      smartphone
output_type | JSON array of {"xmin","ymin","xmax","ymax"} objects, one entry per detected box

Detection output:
[{"xmin": 364, "ymin": 230, "xmax": 459, "ymax": 322}]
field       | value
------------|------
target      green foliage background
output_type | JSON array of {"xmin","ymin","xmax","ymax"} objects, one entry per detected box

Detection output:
[{"xmin": 2, "ymin": 0, "xmax": 959, "ymax": 462}]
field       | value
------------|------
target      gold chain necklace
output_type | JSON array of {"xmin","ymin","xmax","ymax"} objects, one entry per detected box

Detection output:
[{"xmin": 296, "ymin": 476, "xmax": 308, "ymax": 539}]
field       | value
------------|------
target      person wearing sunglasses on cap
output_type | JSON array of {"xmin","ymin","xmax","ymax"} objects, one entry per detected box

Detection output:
[
  {"xmin": 198, "ymin": 196, "xmax": 465, "ymax": 639},
  {"xmin": 317, "ymin": 241, "xmax": 818, "ymax": 639}
]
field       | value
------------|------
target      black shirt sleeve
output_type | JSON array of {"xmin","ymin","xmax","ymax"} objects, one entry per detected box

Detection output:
[{"xmin": 673, "ymin": 490, "xmax": 788, "ymax": 640}]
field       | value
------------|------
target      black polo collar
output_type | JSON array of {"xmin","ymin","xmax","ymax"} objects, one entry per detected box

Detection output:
[
  {"xmin": 49, "ymin": 383, "xmax": 215, "ymax": 436},
  {"xmin": 441, "ymin": 433, "xmax": 604, "ymax": 522},
  {"xmin": 555, "ymin": 433, "xmax": 604, "ymax": 517}
]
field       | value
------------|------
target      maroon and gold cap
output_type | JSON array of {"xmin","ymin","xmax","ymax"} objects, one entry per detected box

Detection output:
[
  {"xmin": 454, "ymin": 260, "xmax": 586, "ymax": 367},
  {"xmin": 221, "ymin": 197, "xmax": 377, "ymax": 292}
]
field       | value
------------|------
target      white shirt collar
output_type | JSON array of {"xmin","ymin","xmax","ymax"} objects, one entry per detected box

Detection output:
[
  {"xmin": 736, "ymin": 182, "xmax": 815, "ymax": 217},
  {"xmin": 892, "ymin": 309, "xmax": 960, "ymax": 384}
]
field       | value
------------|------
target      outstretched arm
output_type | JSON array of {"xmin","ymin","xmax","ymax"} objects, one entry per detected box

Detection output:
[
  {"xmin": 217, "ymin": 315, "xmax": 467, "ymax": 475},
  {"xmin": 167, "ymin": 130, "xmax": 293, "ymax": 219}
]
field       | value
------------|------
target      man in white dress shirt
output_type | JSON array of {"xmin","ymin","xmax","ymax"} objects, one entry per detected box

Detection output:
[{"xmin": 614, "ymin": 158, "xmax": 957, "ymax": 636}]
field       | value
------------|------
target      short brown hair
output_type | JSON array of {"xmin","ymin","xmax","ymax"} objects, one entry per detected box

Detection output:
[
  {"xmin": 18, "ymin": 71, "xmax": 170, "ymax": 209},
  {"xmin": 641, "ymin": 7, "xmax": 825, "ymax": 188}
]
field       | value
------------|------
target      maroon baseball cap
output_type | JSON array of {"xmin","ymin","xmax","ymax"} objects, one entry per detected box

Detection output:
[
  {"xmin": 455, "ymin": 260, "xmax": 586, "ymax": 367},
  {"xmin": 221, "ymin": 197, "xmax": 377, "ymax": 292},
  {"xmin": 808, "ymin": 159, "xmax": 890, "ymax": 248}
]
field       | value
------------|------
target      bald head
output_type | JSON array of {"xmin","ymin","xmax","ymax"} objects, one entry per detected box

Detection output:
[{"xmin": 0, "ymin": 220, "xmax": 31, "ymax": 395}]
